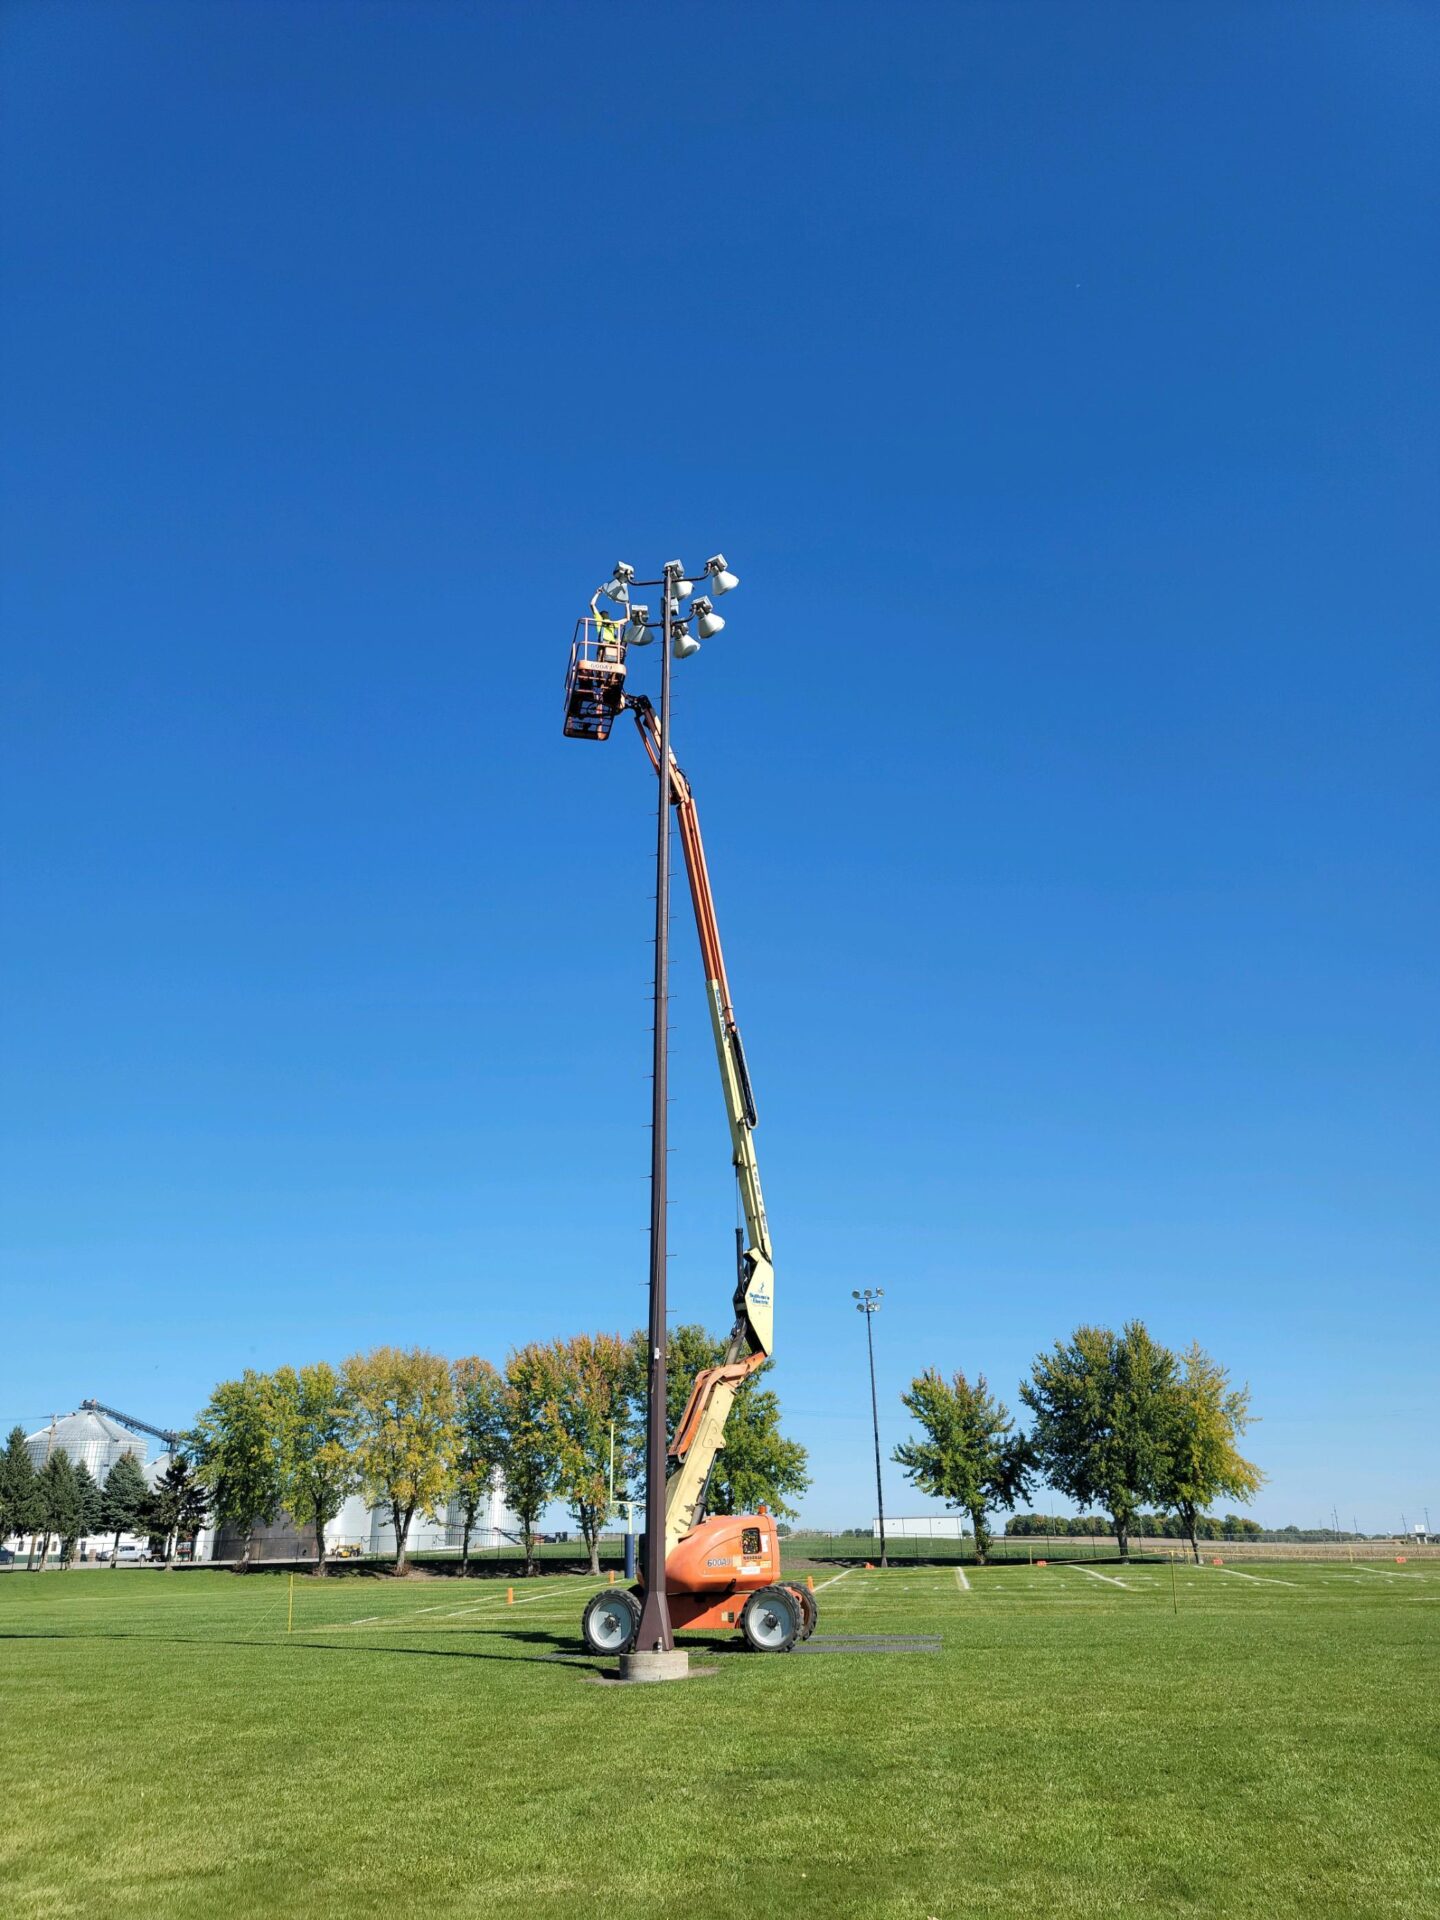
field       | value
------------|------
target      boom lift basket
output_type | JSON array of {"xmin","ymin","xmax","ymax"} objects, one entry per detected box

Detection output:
[{"xmin": 563, "ymin": 618, "xmax": 627, "ymax": 741}]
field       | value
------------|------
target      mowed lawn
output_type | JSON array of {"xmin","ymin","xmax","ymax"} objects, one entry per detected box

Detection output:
[{"xmin": 1, "ymin": 1559, "xmax": 1436, "ymax": 1920}]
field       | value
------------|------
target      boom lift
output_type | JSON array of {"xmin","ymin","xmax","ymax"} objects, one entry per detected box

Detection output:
[{"xmin": 565, "ymin": 631, "xmax": 816, "ymax": 1655}]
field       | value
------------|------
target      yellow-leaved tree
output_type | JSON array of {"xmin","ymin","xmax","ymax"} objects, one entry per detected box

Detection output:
[
  {"xmin": 342, "ymin": 1346, "xmax": 457, "ymax": 1574},
  {"xmin": 266, "ymin": 1363, "xmax": 357, "ymax": 1576},
  {"xmin": 534, "ymin": 1332, "xmax": 640, "ymax": 1576},
  {"xmin": 1161, "ymin": 1341, "xmax": 1264, "ymax": 1565},
  {"xmin": 450, "ymin": 1356, "xmax": 507, "ymax": 1572}
]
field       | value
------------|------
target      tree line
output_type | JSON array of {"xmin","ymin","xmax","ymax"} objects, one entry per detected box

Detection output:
[
  {"xmin": 1, "ymin": 1327, "xmax": 810, "ymax": 1578},
  {"xmin": 893, "ymin": 1321, "xmax": 1261, "ymax": 1564},
  {"xmin": 1004, "ymin": 1510, "xmax": 1264, "ymax": 1540}
]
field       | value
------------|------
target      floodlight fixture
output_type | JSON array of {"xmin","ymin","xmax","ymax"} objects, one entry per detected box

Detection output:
[
  {"xmin": 664, "ymin": 561, "xmax": 694, "ymax": 600},
  {"xmin": 692, "ymin": 596, "xmax": 725, "ymax": 639},
  {"xmin": 603, "ymin": 563, "xmax": 636, "ymax": 600},
  {"xmin": 622, "ymin": 606, "xmax": 653, "ymax": 646},
  {"xmin": 671, "ymin": 623, "xmax": 700, "ymax": 660},
  {"xmin": 705, "ymin": 554, "xmax": 739, "ymax": 595}
]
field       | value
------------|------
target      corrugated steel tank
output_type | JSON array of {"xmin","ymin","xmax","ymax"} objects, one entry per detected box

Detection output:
[{"xmin": 25, "ymin": 1410, "xmax": 146, "ymax": 1483}]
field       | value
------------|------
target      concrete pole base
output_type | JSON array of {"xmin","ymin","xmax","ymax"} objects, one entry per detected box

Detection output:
[{"xmin": 618, "ymin": 1648, "xmax": 691, "ymax": 1683}]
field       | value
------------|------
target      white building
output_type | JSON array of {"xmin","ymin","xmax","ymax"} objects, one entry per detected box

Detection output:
[
  {"xmin": 881, "ymin": 1514, "xmax": 969, "ymax": 1538},
  {"xmin": 215, "ymin": 1472, "xmax": 515, "ymax": 1563}
]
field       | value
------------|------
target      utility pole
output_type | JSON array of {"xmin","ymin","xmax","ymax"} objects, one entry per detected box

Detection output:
[{"xmin": 853, "ymin": 1289, "xmax": 887, "ymax": 1568}]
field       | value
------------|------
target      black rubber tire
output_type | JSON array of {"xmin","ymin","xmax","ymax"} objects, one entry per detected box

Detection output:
[
  {"xmin": 787, "ymin": 1582, "xmax": 818, "ymax": 1640},
  {"xmin": 741, "ymin": 1584, "xmax": 802, "ymax": 1653},
  {"xmin": 581, "ymin": 1586, "xmax": 641, "ymax": 1656}
]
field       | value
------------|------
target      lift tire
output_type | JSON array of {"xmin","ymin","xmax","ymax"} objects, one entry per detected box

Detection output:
[
  {"xmin": 582, "ymin": 1586, "xmax": 641, "ymax": 1656},
  {"xmin": 741, "ymin": 1584, "xmax": 803, "ymax": 1654},
  {"xmin": 787, "ymin": 1582, "xmax": 818, "ymax": 1640}
]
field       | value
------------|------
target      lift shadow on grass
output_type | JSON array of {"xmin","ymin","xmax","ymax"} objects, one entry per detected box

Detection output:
[{"xmin": 0, "ymin": 1626, "xmax": 595, "ymax": 1670}]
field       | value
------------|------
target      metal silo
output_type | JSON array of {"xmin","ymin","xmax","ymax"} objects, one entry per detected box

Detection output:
[{"xmin": 25, "ymin": 1409, "xmax": 147, "ymax": 1483}]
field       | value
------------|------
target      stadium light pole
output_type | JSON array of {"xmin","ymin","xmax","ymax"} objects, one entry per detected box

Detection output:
[
  {"xmin": 853, "ymin": 1288, "xmax": 887, "ymax": 1567},
  {"xmin": 582, "ymin": 554, "xmax": 737, "ymax": 1665},
  {"xmin": 633, "ymin": 568, "xmax": 681, "ymax": 1657}
]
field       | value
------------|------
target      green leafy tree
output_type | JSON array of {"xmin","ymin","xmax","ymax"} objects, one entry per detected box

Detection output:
[
  {"xmin": 147, "ymin": 1455, "xmax": 209, "ymax": 1567},
  {"xmin": 36, "ymin": 1450, "xmax": 81, "ymax": 1570},
  {"xmin": 267, "ymin": 1363, "xmax": 357, "ymax": 1574},
  {"xmin": 450, "ymin": 1356, "xmax": 508, "ymax": 1572},
  {"xmin": 99, "ymin": 1452, "xmax": 149, "ymax": 1567},
  {"xmin": 68, "ymin": 1461, "xmax": 104, "ymax": 1564},
  {"xmin": 192, "ymin": 1371, "xmax": 282, "ymax": 1568},
  {"xmin": 499, "ymin": 1344, "xmax": 561, "ymax": 1576},
  {"xmin": 0, "ymin": 1426, "xmax": 39, "ymax": 1562},
  {"xmin": 343, "ymin": 1346, "xmax": 457, "ymax": 1575},
  {"xmin": 893, "ymin": 1369, "xmax": 1031, "ymax": 1563},
  {"xmin": 533, "ymin": 1332, "xmax": 640, "ymax": 1576},
  {"xmin": 659, "ymin": 1325, "xmax": 810, "ymax": 1520},
  {"xmin": 1158, "ymin": 1342, "xmax": 1264, "ymax": 1563},
  {"xmin": 1020, "ymin": 1322, "xmax": 1176, "ymax": 1559}
]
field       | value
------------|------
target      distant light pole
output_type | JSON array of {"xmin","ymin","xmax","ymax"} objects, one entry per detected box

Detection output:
[{"xmin": 853, "ymin": 1288, "xmax": 887, "ymax": 1567}]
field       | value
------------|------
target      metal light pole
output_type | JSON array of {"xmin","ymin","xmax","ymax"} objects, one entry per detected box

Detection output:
[
  {"xmin": 566, "ymin": 555, "xmax": 736, "ymax": 1667},
  {"xmin": 634, "ymin": 570, "xmax": 679, "ymax": 1656},
  {"xmin": 854, "ymin": 1288, "xmax": 887, "ymax": 1567}
]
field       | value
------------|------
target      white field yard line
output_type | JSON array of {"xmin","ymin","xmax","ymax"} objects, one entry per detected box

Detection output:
[
  {"xmin": 953, "ymin": 1566, "xmax": 971, "ymax": 1592},
  {"xmin": 1349, "ymin": 1565, "xmax": 1412, "ymax": 1578},
  {"xmin": 323, "ymin": 1578, "xmax": 589, "ymax": 1630},
  {"xmin": 1067, "ymin": 1565, "xmax": 1130, "ymax": 1589},
  {"xmin": 1193, "ymin": 1564, "xmax": 1297, "ymax": 1587},
  {"xmin": 812, "ymin": 1569, "xmax": 855, "ymax": 1592}
]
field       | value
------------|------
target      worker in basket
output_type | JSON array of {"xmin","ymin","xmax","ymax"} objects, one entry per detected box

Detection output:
[{"xmin": 590, "ymin": 591, "xmax": 625, "ymax": 663}]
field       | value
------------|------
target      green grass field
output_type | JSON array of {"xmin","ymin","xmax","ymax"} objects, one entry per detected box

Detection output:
[{"xmin": 2, "ymin": 1559, "xmax": 1435, "ymax": 1920}]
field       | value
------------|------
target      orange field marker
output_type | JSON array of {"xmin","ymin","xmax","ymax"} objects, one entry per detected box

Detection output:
[
  {"xmin": 506, "ymin": 1586, "xmax": 514, "ymax": 1605},
  {"xmin": 805, "ymin": 1575, "xmax": 815, "ymax": 1592}
]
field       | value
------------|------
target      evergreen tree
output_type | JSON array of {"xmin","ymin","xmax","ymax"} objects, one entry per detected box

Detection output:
[
  {"xmin": 147, "ymin": 1456, "xmax": 209, "ymax": 1567},
  {"xmin": 68, "ymin": 1461, "xmax": 104, "ymax": 1563},
  {"xmin": 36, "ymin": 1450, "xmax": 81, "ymax": 1570},
  {"xmin": 0, "ymin": 1426, "xmax": 39, "ymax": 1561},
  {"xmin": 893, "ymin": 1369, "xmax": 1031, "ymax": 1563},
  {"xmin": 100, "ymin": 1452, "xmax": 149, "ymax": 1566}
]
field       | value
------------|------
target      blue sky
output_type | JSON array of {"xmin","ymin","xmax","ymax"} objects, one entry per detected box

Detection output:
[{"xmin": 2, "ymin": 1, "xmax": 1435, "ymax": 1533}]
